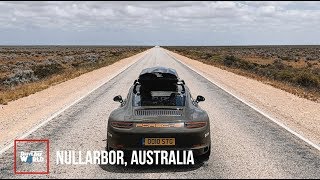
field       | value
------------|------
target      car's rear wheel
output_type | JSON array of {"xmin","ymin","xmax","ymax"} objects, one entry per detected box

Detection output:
[
  {"xmin": 196, "ymin": 145, "xmax": 211, "ymax": 162},
  {"xmin": 202, "ymin": 145, "xmax": 211, "ymax": 160},
  {"xmin": 106, "ymin": 142, "xmax": 110, "ymax": 151}
]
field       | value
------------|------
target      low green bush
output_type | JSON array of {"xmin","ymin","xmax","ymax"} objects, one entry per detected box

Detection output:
[
  {"xmin": 32, "ymin": 63, "xmax": 63, "ymax": 79},
  {"xmin": 294, "ymin": 71, "xmax": 319, "ymax": 88}
]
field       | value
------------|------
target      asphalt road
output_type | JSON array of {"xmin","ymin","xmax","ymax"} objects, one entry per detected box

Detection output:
[{"xmin": 0, "ymin": 47, "xmax": 319, "ymax": 178}]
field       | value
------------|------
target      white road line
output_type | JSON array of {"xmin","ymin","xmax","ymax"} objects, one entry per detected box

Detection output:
[
  {"xmin": 164, "ymin": 49, "xmax": 320, "ymax": 152},
  {"xmin": 0, "ymin": 50, "xmax": 150, "ymax": 155}
]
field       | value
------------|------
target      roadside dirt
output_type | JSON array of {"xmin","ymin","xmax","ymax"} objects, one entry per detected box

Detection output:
[
  {"xmin": 166, "ymin": 49, "xmax": 320, "ymax": 148},
  {"xmin": 0, "ymin": 49, "xmax": 149, "ymax": 150}
]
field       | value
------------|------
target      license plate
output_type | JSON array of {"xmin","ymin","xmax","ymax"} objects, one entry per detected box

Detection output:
[{"xmin": 144, "ymin": 138, "xmax": 175, "ymax": 146}]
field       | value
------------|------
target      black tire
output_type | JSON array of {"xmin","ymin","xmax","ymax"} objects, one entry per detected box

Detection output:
[
  {"xmin": 196, "ymin": 146, "xmax": 211, "ymax": 162},
  {"xmin": 201, "ymin": 145, "xmax": 211, "ymax": 161},
  {"xmin": 106, "ymin": 142, "xmax": 110, "ymax": 151}
]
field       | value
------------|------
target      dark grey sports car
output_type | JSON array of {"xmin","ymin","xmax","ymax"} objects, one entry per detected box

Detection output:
[{"xmin": 106, "ymin": 66, "xmax": 211, "ymax": 160}]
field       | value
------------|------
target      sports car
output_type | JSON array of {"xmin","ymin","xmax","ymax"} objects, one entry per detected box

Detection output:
[{"xmin": 106, "ymin": 66, "xmax": 211, "ymax": 161}]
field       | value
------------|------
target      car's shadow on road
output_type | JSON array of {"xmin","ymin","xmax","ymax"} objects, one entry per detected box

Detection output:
[{"xmin": 99, "ymin": 161, "xmax": 205, "ymax": 173}]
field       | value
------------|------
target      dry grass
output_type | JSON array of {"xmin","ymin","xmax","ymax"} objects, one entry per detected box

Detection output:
[
  {"xmin": 0, "ymin": 69, "xmax": 85, "ymax": 105},
  {"xmin": 216, "ymin": 65, "xmax": 320, "ymax": 102},
  {"xmin": 165, "ymin": 46, "xmax": 320, "ymax": 102},
  {"xmin": 0, "ymin": 46, "xmax": 149, "ymax": 104}
]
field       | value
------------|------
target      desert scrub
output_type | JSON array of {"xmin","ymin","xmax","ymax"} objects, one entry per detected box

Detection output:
[
  {"xmin": 165, "ymin": 46, "xmax": 320, "ymax": 102},
  {"xmin": 0, "ymin": 46, "xmax": 149, "ymax": 104},
  {"xmin": 32, "ymin": 62, "xmax": 64, "ymax": 79}
]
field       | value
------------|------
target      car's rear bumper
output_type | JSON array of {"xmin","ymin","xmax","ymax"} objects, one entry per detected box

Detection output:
[
  {"xmin": 106, "ymin": 128, "xmax": 211, "ymax": 156},
  {"xmin": 106, "ymin": 145, "xmax": 210, "ymax": 156}
]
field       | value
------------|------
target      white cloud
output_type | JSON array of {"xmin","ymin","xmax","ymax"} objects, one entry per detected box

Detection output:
[
  {"xmin": 0, "ymin": 1, "xmax": 319, "ymax": 31},
  {"xmin": 0, "ymin": 1, "xmax": 320, "ymax": 45}
]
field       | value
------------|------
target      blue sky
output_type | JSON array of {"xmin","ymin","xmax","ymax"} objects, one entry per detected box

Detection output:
[{"xmin": 0, "ymin": 1, "xmax": 320, "ymax": 45}]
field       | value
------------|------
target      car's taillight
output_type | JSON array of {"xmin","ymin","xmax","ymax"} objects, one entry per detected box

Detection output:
[
  {"xmin": 185, "ymin": 121, "xmax": 207, "ymax": 128},
  {"xmin": 111, "ymin": 122, "xmax": 133, "ymax": 129}
]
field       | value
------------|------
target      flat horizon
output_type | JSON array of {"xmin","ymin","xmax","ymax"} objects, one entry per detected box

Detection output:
[
  {"xmin": 1, "ymin": 44, "xmax": 320, "ymax": 47},
  {"xmin": 1, "ymin": 2, "xmax": 320, "ymax": 45}
]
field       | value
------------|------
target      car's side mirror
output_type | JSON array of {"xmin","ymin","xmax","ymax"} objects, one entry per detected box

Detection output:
[
  {"xmin": 113, "ymin": 95, "xmax": 123, "ymax": 103},
  {"xmin": 196, "ymin": 95, "xmax": 205, "ymax": 103}
]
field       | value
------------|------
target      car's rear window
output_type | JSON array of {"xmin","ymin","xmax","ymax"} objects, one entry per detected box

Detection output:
[{"xmin": 133, "ymin": 84, "xmax": 186, "ymax": 106}]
